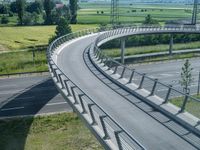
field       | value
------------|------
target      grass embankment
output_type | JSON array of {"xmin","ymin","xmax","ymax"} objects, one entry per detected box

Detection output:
[
  {"xmin": 0, "ymin": 113, "xmax": 102, "ymax": 150},
  {"xmin": 170, "ymin": 95, "xmax": 200, "ymax": 118}
]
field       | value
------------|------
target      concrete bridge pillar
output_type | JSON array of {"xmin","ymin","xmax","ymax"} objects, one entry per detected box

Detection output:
[
  {"xmin": 121, "ymin": 37, "xmax": 126, "ymax": 64},
  {"xmin": 169, "ymin": 34, "xmax": 173, "ymax": 55}
]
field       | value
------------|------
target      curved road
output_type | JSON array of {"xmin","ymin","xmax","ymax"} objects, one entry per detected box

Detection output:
[{"xmin": 54, "ymin": 34, "xmax": 199, "ymax": 149}]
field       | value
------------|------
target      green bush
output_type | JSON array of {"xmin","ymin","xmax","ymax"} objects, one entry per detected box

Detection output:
[{"xmin": 1, "ymin": 16, "xmax": 9, "ymax": 24}]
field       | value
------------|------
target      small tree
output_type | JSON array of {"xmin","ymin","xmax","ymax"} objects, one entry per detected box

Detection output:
[
  {"xmin": 143, "ymin": 14, "xmax": 159, "ymax": 25},
  {"xmin": 179, "ymin": 59, "xmax": 193, "ymax": 93},
  {"xmin": 49, "ymin": 17, "xmax": 72, "ymax": 43}
]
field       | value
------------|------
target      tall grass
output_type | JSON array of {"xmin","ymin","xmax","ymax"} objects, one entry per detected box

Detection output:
[{"xmin": 0, "ymin": 50, "xmax": 48, "ymax": 74}]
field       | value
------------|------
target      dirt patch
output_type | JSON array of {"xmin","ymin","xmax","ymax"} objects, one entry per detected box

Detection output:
[{"xmin": 0, "ymin": 44, "xmax": 9, "ymax": 51}]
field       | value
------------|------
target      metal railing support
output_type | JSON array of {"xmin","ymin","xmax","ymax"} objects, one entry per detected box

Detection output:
[
  {"xmin": 58, "ymin": 74, "xmax": 64, "ymax": 89},
  {"xmin": 64, "ymin": 80, "xmax": 71, "ymax": 96},
  {"xmin": 99, "ymin": 116, "xmax": 110, "ymax": 140},
  {"xmin": 88, "ymin": 104, "xmax": 97, "ymax": 125},
  {"xmin": 179, "ymin": 93, "xmax": 189, "ymax": 113},
  {"xmin": 149, "ymin": 79, "xmax": 158, "ymax": 96},
  {"xmin": 164, "ymin": 85, "xmax": 173, "ymax": 103},
  {"xmin": 78, "ymin": 94, "xmax": 87, "ymax": 114},
  {"xmin": 128, "ymin": 69, "xmax": 135, "ymax": 83},
  {"xmin": 120, "ymin": 67, "xmax": 126, "ymax": 78},
  {"xmin": 138, "ymin": 74, "xmax": 146, "ymax": 89},
  {"xmin": 71, "ymin": 86, "xmax": 78, "ymax": 104},
  {"xmin": 113, "ymin": 65, "xmax": 118, "ymax": 74}
]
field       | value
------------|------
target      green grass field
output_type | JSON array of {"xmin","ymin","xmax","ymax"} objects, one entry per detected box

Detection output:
[
  {"xmin": 102, "ymin": 41, "xmax": 200, "ymax": 57},
  {"xmin": 77, "ymin": 3, "xmax": 197, "ymax": 24},
  {"xmin": 0, "ymin": 50, "xmax": 47, "ymax": 74},
  {"xmin": 0, "ymin": 24, "xmax": 97, "ymax": 51},
  {"xmin": 0, "ymin": 113, "xmax": 102, "ymax": 150},
  {"xmin": 171, "ymin": 95, "xmax": 200, "ymax": 118}
]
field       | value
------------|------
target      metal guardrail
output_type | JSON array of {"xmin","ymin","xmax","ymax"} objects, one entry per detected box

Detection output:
[
  {"xmin": 47, "ymin": 28, "xmax": 146, "ymax": 150},
  {"xmin": 92, "ymin": 25, "xmax": 200, "ymax": 119}
]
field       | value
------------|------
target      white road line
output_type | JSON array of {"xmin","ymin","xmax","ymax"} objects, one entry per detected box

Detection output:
[
  {"xmin": 46, "ymin": 102, "xmax": 67, "ymax": 106},
  {"xmin": 1, "ymin": 106, "xmax": 24, "ymax": 111}
]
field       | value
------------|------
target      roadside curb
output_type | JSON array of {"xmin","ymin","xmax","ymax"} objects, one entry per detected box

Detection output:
[{"xmin": 0, "ymin": 71, "xmax": 49, "ymax": 79}]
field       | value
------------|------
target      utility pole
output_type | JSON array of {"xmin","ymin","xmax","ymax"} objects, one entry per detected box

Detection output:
[
  {"xmin": 111, "ymin": 0, "xmax": 119, "ymax": 25},
  {"xmin": 192, "ymin": 0, "xmax": 198, "ymax": 25}
]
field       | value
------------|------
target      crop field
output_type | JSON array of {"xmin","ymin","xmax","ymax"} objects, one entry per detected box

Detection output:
[
  {"xmin": 0, "ymin": 24, "xmax": 97, "ymax": 51},
  {"xmin": 77, "ymin": 3, "xmax": 198, "ymax": 24}
]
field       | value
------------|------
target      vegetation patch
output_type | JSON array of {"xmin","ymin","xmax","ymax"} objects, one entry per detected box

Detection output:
[
  {"xmin": 0, "ymin": 24, "xmax": 97, "ymax": 51},
  {"xmin": 0, "ymin": 113, "xmax": 102, "ymax": 150},
  {"xmin": 170, "ymin": 95, "xmax": 200, "ymax": 118},
  {"xmin": 0, "ymin": 50, "xmax": 47, "ymax": 74}
]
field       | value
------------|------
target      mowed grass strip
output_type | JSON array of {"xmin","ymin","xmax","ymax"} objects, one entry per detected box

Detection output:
[
  {"xmin": 0, "ymin": 24, "xmax": 97, "ymax": 51},
  {"xmin": 0, "ymin": 113, "xmax": 103, "ymax": 150},
  {"xmin": 170, "ymin": 95, "xmax": 200, "ymax": 118},
  {"xmin": 102, "ymin": 41, "xmax": 200, "ymax": 58}
]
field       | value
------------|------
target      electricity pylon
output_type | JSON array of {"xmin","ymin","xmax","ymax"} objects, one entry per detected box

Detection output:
[
  {"xmin": 111, "ymin": 0, "xmax": 119, "ymax": 25},
  {"xmin": 192, "ymin": 0, "xmax": 198, "ymax": 25}
]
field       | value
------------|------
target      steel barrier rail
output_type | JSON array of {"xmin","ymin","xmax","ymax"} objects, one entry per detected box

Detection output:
[
  {"xmin": 47, "ymin": 28, "xmax": 146, "ymax": 150},
  {"xmin": 92, "ymin": 25, "xmax": 200, "ymax": 119}
]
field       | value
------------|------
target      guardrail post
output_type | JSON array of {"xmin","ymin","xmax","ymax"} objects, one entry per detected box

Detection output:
[
  {"xmin": 120, "ymin": 37, "xmax": 126, "ymax": 64},
  {"xmin": 58, "ymin": 74, "xmax": 64, "ymax": 89},
  {"xmin": 103, "ymin": 57, "xmax": 108, "ymax": 66},
  {"xmin": 113, "ymin": 65, "xmax": 118, "ymax": 74},
  {"xmin": 78, "ymin": 94, "xmax": 87, "ymax": 114},
  {"xmin": 120, "ymin": 67, "xmax": 126, "ymax": 78},
  {"xmin": 99, "ymin": 116, "xmax": 110, "ymax": 140},
  {"xmin": 179, "ymin": 93, "xmax": 189, "ymax": 113},
  {"xmin": 63, "ymin": 80, "xmax": 71, "ymax": 96},
  {"xmin": 138, "ymin": 74, "xmax": 146, "ymax": 89},
  {"xmin": 108, "ymin": 60, "xmax": 113, "ymax": 70},
  {"xmin": 114, "ymin": 131, "xmax": 123, "ymax": 149},
  {"xmin": 128, "ymin": 69, "xmax": 135, "ymax": 83},
  {"xmin": 149, "ymin": 79, "xmax": 158, "ymax": 96},
  {"xmin": 164, "ymin": 85, "xmax": 172, "ymax": 103},
  {"xmin": 53, "ymin": 68, "xmax": 59, "ymax": 82},
  {"xmin": 88, "ymin": 104, "xmax": 97, "ymax": 125},
  {"xmin": 71, "ymin": 86, "xmax": 78, "ymax": 104}
]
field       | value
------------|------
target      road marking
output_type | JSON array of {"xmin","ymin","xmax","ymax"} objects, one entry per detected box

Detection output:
[
  {"xmin": 160, "ymin": 73, "xmax": 173, "ymax": 77},
  {"xmin": 46, "ymin": 102, "xmax": 67, "ymax": 106},
  {"xmin": 1, "ymin": 106, "xmax": 24, "ymax": 111}
]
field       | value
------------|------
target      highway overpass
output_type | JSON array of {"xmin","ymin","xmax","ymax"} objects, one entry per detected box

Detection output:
[{"xmin": 47, "ymin": 26, "xmax": 200, "ymax": 149}]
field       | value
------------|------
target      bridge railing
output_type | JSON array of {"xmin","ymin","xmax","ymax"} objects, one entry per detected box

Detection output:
[
  {"xmin": 47, "ymin": 28, "xmax": 146, "ymax": 150},
  {"xmin": 92, "ymin": 26, "xmax": 200, "ymax": 119}
]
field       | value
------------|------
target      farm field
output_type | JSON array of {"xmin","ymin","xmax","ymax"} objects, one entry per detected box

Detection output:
[
  {"xmin": 0, "ymin": 24, "xmax": 97, "ymax": 51},
  {"xmin": 77, "ymin": 3, "xmax": 197, "ymax": 24}
]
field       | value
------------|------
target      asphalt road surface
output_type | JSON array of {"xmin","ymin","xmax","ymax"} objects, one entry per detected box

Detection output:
[{"xmin": 0, "ymin": 75, "xmax": 72, "ymax": 118}]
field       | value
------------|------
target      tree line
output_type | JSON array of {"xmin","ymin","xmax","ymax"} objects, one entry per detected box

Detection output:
[{"xmin": 0, "ymin": 0, "xmax": 78, "ymax": 25}]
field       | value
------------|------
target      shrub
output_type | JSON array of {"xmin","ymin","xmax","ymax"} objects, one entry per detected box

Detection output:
[{"xmin": 1, "ymin": 16, "xmax": 9, "ymax": 24}]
